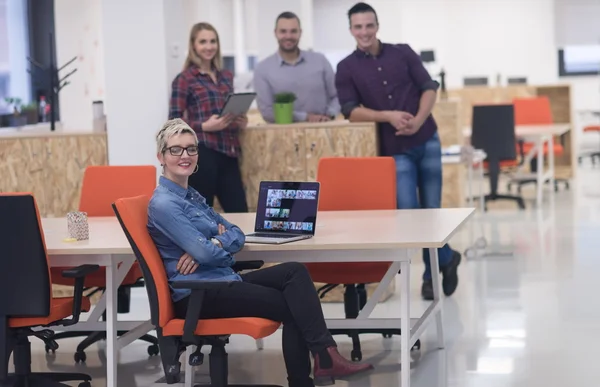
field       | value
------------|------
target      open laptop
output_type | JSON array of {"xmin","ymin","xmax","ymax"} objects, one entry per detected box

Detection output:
[{"xmin": 245, "ymin": 181, "xmax": 320, "ymax": 244}]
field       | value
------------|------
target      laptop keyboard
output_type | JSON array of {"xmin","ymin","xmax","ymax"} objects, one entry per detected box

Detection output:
[{"xmin": 250, "ymin": 233, "xmax": 296, "ymax": 239}]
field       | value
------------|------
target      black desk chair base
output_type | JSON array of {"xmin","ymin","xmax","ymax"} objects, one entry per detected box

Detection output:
[
  {"xmin": 48, "ymin": 330, "xmax": 159, "ymax": 363},
  {"xmin": 159, "ymin": 335, "xmax": 282, "ymax": 387},
  {"xmin": 578, "ymin": 152, "xmax": 600, "ymax": 165},
  {"xmin": 317, "ymin": 284, "xmax": 420, "ymax": 362},
  {"xmin": 48, "ymin": 286, "xmax": 159, "ymax": 363},
  {"xmin": 472, "ymin": 194, "xmax": 526, "ymax": 211},
  {"xmin": 507, "ymin": 178, "xmax": 569, "ymax": 193},
  {"xmin": 1, "ymin": 329, "xmax": 91, "ymax": 387}
]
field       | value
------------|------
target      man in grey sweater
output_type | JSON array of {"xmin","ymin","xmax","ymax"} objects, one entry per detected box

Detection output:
[{"xmin": 253, "ymin": 11, "xmax": 340, "ymax": 123}]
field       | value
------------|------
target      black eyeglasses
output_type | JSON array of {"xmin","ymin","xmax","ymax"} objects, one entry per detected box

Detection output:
[{"xmin": 164, "ymin": 145, "xmax": 199, "ymax": 156}]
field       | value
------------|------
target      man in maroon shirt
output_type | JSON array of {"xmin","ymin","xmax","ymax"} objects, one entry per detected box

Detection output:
[{"xmin": 335, "ymin": 2, "xmax": 461, "ymax": 300}]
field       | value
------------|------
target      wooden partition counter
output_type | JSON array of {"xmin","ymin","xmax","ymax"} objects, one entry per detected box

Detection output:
[
  {"xmin": 0, "ymin": 126, "xmax": 108, "ymax": 217},
  {"xmin": 239, "ymin": 120, "xmax": 379, "ymax": 212},
  {"xmin": 444, "ymin": 83, "xmax": 575, "ymax": 177}
]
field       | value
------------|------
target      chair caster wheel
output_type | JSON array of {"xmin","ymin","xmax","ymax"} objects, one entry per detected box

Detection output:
[
  {"xmin": 475, "ymin": 237, "xmax": 487, "ymax": 249},
  {"xmin": 45, "ymin": 341, "xmax": 58, "ymax": 353},
  {"xmin": 147, "ymin": 344, "xmax": 160, "ymax": 356},
  {"xmin": 411, "ymin": 340, "xmax": 421, "ymax": 351},
  {"xmin": 78, "ymin": 382, "xmax": 91, "ymax": 387},
  {"xmin": 74, "ymin": 351, "xmax": 86, "ymax": 363},
  {"xmin": 382, "ymin": 333, "xmax": 393, "ymax": 338},
  {"xmin": 351, "ymin": 349, "xmax": 362, "ymax": 362},
  {"xmin": 464, "ymin": 248, "xmax": 477, "ymax": 259}
]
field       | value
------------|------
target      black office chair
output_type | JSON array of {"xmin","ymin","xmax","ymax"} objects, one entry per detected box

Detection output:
[
  {"xmin": 0, "ymin": 193, "xmax": 98, "ymax": 387},
  {"xmin": 471, "ymin": 104, "xmax": 526, "ymax": 210}
]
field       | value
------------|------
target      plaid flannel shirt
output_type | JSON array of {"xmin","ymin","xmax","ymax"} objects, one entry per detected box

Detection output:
[{"xmin": 168, "ymin": 66, "xmax": 241, "ymax": 158}]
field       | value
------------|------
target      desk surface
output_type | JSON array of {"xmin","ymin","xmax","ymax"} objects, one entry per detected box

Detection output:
[
  {"xmin": 463, "ymin": 123, "xmax": 571, "ymax": 138},
  {"xmin": 42, "ymin": 208, "xmax": 474, "ymax": 255}
]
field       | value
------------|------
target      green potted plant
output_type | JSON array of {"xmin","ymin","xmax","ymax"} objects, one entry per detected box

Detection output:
[
  {"xmin": 273, "ymin": 92, "xmax": 296, "ymax": 124},
  {"xmin": 4, "ymin": 97, "xmax": 27, "ymax": 127},
  {"xmin": 21, "ymin": 101, "xmax": 39, "ymax": 125}
]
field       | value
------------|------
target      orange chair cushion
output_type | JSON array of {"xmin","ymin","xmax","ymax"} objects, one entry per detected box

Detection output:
[
  {"xmin": 9, "ymin": 297, "xmax": 91, "ymax": 328},
  {"xmin": 162, "ymin": 317, "xmax": 280, "ymax": 339},
  {"xmin": 522, "ymin": 142, "xmax": 564, "ymax": 155},
  {"xmin": 483, "ymin": 160, "xmax": 519, "ymax": 168},
  {"xmin": 305, "ymin": 262, "xmax": 392, "ymax": 284},
  {"xmin": 584, "ymin": 125, "xmax": 600, "ymax": 133},
  {"xmin": 51, "ymin": 263, "xmax": 143, "ymax": 287}
]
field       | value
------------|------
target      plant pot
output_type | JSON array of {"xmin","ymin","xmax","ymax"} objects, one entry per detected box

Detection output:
[
  {"xmin": 273, "ymin": 103, "xmax": 294, "ymax": 124},
  {"xmin": 23, "ymin": 110, "xmax": 38, "ymax": 125},
  {"xmin": 8, "ymin": 115, "xmax": 27, "ymax": 127}
]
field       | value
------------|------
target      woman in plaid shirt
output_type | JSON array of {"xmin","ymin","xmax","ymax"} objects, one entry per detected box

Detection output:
[{"xmin": 169, "ymin": 22, "xmax": 248, "ymax": 212}]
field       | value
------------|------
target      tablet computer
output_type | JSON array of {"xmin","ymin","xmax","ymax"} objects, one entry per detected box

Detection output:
[{"xmin": 219, "ymin": 92, "xmax": 257, "ymax": 117}]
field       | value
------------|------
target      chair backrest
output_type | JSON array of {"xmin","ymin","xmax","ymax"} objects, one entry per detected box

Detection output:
[
  {"xmin": 471, "ymin": 104, "xmax": 517, "ymax": 161},
  {"xmin": 112, "ymin": 195, "xmax": 173, "ymax": 328},
  {"xmin": 513, "ymin": 96, "xmax": 553, "ymax": 125},
  {"xmin": 316, "ymin": 157, "xmax": 397, "ymax": 211},
  {"xmin": 79, "ymin": 165, "xmax": 157, "ymax": 217},
  {"xmin": 0, "ymin": 193, "xmax": 51, "ymax": 318}
]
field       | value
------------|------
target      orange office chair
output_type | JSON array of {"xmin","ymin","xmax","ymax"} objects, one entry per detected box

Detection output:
[
  {"xmin": 0, "ymin": 193, "xmax": 99, "ymax": 387},
  {"xmin": 304, "ymin": 157, "xmax": 419, "ymax": 362},
  {"xmin": 508, "ymin": 96, "xmax": 570, "ymax": 192},
  {"xmin": 112, "ymin": 195, "xmax": 282, "ymax": 386},
  {"xmin": 49, "ymin": 165, "xmax": 159, "ymax": 362}
]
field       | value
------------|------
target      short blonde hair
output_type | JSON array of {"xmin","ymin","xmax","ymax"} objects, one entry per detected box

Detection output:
[{"xmin": 156, "ymin": 118, "xmax": 198, "ymax": 154}]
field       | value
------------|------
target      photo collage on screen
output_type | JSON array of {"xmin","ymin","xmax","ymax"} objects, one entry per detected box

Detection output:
[{"xmin": 263, "ymin": 188, "xmax": 317, "ymax": 231}]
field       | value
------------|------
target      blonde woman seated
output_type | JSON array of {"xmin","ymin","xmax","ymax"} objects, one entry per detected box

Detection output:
[{"xmin": 147, "ymin": 118, "xmax": 373, "ymax": 387}]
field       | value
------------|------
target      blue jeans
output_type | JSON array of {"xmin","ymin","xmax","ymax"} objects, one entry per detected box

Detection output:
[{"xmin": 392, "ymin": 132, "xmax": 453, "ymax": 281}]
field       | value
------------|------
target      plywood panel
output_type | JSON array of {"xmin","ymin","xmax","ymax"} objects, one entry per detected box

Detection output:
[
  {"xmin": 0, "ymin": 133, "xmax": 108, "ymax": 217},
  {"xmin": 434, "ymin": 99, "xmax": 463, "ymax": 147},
  {"xmin": 442, "ymin": 164, "xmax": 465, "ymax": 208},
  {"xmin": 238, "ymin": 128, "xmax": 306, "ymax": 212},
  {"xmin": 304, "ymin": 124, "xmax": 377, "ymax": 181},
  {"xmin": 447, "ymin": 85, "xmax": 536, "ymax": 126}
]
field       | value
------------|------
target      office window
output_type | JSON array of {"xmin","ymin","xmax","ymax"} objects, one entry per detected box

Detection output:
[
  {"xmin": 558, "ymin": 44, "xmax": 600, "ymax": 77},
  {"xmin": 0, "ymin": 0, "xmax": 31, "ymax": 115}
]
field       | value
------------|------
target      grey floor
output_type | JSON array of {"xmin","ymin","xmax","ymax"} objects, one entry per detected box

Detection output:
[{"xmin": 14, "ymin": 162, "xmax": 600, "ymax": 386}]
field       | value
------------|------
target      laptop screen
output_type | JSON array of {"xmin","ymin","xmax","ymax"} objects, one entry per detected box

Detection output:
[{"xmin": 254, "ymin": 181, "xmax": 320, "ymax": 235}]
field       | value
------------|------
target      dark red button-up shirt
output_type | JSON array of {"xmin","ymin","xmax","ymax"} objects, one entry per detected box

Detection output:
[
  {"xmin": 335, "ymin": 42, "xmax": 439, "ymax": 156},
  {"xmin": 169, "ymin": 66, "xmax": 241, "ymax": 158}
]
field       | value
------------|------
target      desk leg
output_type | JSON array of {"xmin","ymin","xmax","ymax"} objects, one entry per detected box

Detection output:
[
  {"xmin": 105, "ymin": 258, "xmax": 119, "ymax": 387},
  {"xmin": 548, "ymin": 135, "xmax": 555, "ymax": 192},
  {"xmin": 536, "ymin": 138, "xmax": 545, "ymax": 207},
  {"xmin": 429, "ymin": 248, "xmax": 445, "ymax": 349},
  {"xmin": 399, "ymin": 260, "xmax": 410, "ymax": 387}
]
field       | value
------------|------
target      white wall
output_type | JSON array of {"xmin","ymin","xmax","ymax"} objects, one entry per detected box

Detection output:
[
  {"xmin": 555, "ymin": 0, "xmax": 600, "ymax": 46},
  {"xmin": 314, "ymin": 0, "xmax": 558, "ymax": 88},
  {"xmin": 54, "ymin": 0, "xmax": 104, "ymax": 130},
  {"xmin": 101, "ymin": 0, "xmax": 175, "ymax": 168}
]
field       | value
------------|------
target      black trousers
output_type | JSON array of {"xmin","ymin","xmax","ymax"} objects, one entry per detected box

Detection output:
[
  {"xmin": 189, "ymin": 144, "xmax": 248, "ymax": 212},
  {"xmin": 174, "ymin": 262, "xmax": 336, "ymax": 387}
]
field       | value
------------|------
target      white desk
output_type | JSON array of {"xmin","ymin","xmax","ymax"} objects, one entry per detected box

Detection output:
[
  {"xmin": 43, "ymin": 208, "xmax": 474, "ymax": 387},
  {"xmin": 463, "ymin": 124, "xmax": 571, "ymax": 207}
]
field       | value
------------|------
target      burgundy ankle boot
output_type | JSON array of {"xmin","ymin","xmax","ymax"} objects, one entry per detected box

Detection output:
[{"xmin": 313, "ymin": 346, "xmax": 373, "ymax": 386}]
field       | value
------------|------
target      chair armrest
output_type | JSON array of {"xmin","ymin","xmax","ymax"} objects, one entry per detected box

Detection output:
[
  {"xmin": 231, "ymin": 260, "xmax": 264, "ymax": 272},
  {"xmin": 170, "ymin": 280, "xmax": 233, "ymax": 344},
  {"xmin": 61, "ymin": 264, "xmax": 100, "ymax": 278},
  {"xmin": 171, "ymin": 280, "xmax": 233, "ymax": 290},
  {"xmin": 60, "ymin": 264, "xmax": 100, "ymax": 327}
]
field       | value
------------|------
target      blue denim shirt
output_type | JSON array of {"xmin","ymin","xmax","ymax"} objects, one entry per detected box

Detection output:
[{"xmin": 147, "ymin": 176, "xmax": 244, "ymax": 302}]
